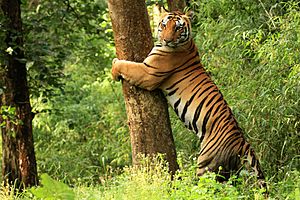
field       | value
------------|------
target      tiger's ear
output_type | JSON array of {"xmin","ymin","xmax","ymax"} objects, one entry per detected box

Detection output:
[
  {"xmin": 184, "ymin": 9, "xmax": 194, "ymax": 20},
  {"xmin": 162, "ymin": 5, "xmax": 170, "ymax": 13},
  {"xmin": 160, "ymin": 5, "xmax": 170, "ymax": 19}
]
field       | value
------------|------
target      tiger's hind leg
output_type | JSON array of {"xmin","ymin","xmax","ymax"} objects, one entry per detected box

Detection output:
[
  {"xmin": 196, "ymin": 145, "xmax": 268, "ymax": 197},
  {"xmin": 242, "ymin": 147, "xmax": 268, "ymax": 194},
  {"xmin": 197, "ymin": 154, "xmax": 240, "ymax": 182}
]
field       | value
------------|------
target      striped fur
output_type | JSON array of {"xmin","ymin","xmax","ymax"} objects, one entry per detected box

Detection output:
[{"xmin": 112, "ymin": 11, "xmax": 266, "ymax": 189}]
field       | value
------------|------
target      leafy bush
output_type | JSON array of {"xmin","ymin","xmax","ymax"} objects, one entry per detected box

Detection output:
[
  {"xmin": 32, "ymin": 67, "xmax": 130, "ymax": 185},
  {"xmin": 24, "ymin": 1, "xmax": 130, "ymax": 185},
  {"xmin": 1, "ymin": 166, "xmax": 299, "ymax": 199},
  {"xmin": 30, "ymin": 174, "xmax": 75, "ymax": 200},
  {"xmin": 100, "ymin": 156, "xmax": 242, "ymax": 199},
  {"xmin": 22, "ymin": 157, "xmax": 299, "ymax": 200}
]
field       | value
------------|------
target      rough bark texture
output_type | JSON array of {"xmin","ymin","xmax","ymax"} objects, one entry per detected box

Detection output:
[
  {"xmin": 108, "ymin": 0, "xmax": 179, "ymax": 174},
  {"xmin": 167, "ymin": 0, "xmax": 187, "ymax": 11},
  {"xmin": 0, "ymin": 0, "xmax": 38, "ymax": 189}
]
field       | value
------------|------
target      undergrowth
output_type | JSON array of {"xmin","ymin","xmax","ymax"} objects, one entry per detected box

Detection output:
[{"xmin": 1, "ymin": 156, "xmax": 299, "ymax": 200}]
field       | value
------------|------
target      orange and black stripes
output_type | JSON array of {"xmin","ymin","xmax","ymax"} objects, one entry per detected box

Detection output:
[{"xmin": 111, "ymin": 11, "xmax": 267, "ymax": 193}]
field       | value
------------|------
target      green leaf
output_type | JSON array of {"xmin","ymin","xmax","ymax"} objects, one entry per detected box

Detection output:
[{"xmin": 30, "ymin": 174, "xmax": 75, "ymax": 200}]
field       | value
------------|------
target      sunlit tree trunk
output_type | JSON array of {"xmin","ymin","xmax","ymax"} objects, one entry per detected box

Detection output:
[
  {"xmin": 167, "ymin": 0, "xmax": 186, "ymax": 11},
  {"xmin": 108, "ymin": 0, "xmax": 179, "ymax": 174},
  {"xmin": 0, "ymin": 0, "xmax": 38, "ymax": 189}
]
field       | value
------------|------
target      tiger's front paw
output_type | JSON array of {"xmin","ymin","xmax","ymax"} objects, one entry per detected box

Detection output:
[{"xmin": 111, "ymin": 58, "xmax": 122, "ymax": 81}]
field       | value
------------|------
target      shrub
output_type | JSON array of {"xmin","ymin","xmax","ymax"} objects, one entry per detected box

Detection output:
[{"xmin": 32, "ymin": 67, "xmax": 130, "ymax": 185}]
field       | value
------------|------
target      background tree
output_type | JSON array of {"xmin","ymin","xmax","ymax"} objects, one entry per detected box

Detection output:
[
  {"xmin": 108, "ymin": 0, "xmax": 179, "ymax": 174},
  {"xmin": 0, "ymin": 0, "xmax": 38, "ymax": 189}
]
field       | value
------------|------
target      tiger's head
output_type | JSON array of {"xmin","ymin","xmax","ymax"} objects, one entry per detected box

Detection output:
[{"xmin": 157, "ymin": 11, "xmax": 192, "ymax": 48}]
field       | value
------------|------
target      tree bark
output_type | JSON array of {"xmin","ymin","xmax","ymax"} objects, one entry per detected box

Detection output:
[
  {"xmin": 0, "ymin": 0, "xmax": 38, "ymax": 189},
  {"xmin": 167, "ymin": 0, "xmax": 186, "ymax": 11},
  {"xmin": 108, "ymin": 0, "xmax": 179, "ymax": 174}
]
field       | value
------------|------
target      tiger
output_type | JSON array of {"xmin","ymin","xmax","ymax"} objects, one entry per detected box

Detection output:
[{"xmin": 111, "ymin": 11, "xmax": 267, "ymax": 191}]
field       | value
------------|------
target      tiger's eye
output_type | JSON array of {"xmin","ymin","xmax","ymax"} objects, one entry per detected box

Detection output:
[{"xmin": 175, "ymin": 26, "xmax": 183, "ymax": 31}]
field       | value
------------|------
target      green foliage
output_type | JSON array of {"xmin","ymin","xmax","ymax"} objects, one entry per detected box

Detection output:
[
  {"xmin": 169, "ymin": 170, "xmax": 241, "ymax": 200},
  {"xmin": 20, "ymin": 0, "xmax": 122, "ymax": 185},
  {"xmin": 0, "ymin": 106, "xmax": 23, "ymax": 138},
  {"xmin": 21, "ymin": 0, "xmax": 111, "ymax": 98},
  {"xmin": 0, "ymin": 184, "xmax": 26, "ymax": 200},
  {"xmin": 270, "ymin": 170, "xmax": 300, "ymax": 199},
  {"xmin": 0, "ymin": 106, "xmax": 16, "ymax": 128},
  {"xmin": 79, "ymin": 157, "xmax": 299, "ymax": 199},
  {"xmin": 1, "ymin": 167, "xmax": 299, "ymax": 199},
  {"xmin": 1, "ymin": 0, "xmax": 299, "ymax": 199},
  {"xmin": 32, "ymin": 67, "xmax": 129, "ymax": 185},
  {"xmin": 30, "ymin": 174, "xmax": 75, "ymax": 200},
  {"xmin": 100, "ymin": 156, "xmax": 172, "ymax": 200},
  {"xmin": 170, "ymin": 109, "xmax": 200, "ymax": 167},
  {"xmin": 0, "ymin": 12, "xmax": 6, "ymax": 67},
  {"xmin": 1, "ymin": 164, "xmax": 300, "ymax": 199}
]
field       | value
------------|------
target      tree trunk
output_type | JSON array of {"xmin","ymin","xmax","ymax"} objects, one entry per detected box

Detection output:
[
  {"xmin": 108, "ymin": 0, "xmax": 179, "ymax": 174},
  {"xmin": 167, "ymin": 0, "xmax": 186, "ymax": 11},
  {"xmin": 0, "ymin": 0, "xmax": 38, "ymax": 189}
]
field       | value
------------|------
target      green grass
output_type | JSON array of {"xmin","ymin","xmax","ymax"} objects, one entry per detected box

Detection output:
[{"xmin": 1, "ymin": 157, "xmax": 299, "ymax": 200}]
